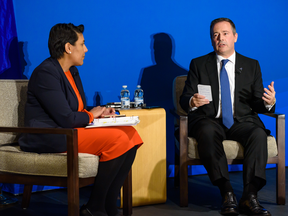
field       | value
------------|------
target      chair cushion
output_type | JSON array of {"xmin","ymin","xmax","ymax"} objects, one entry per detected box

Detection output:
[
  {"xmin": 188, "ymin": 136, "xmax": 278, "ymax": 159},
  {"xmin": 0, "ymin": 145, "xmax": 99, "ymax": 178}
]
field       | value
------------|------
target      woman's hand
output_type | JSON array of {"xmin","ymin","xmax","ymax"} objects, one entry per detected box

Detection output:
[
  {"xmin": 101, "ymin": 107, "xmax": 116, "ymax": 116},
  {"xmin": 89, "ymin": 106, "xmax": 106, "ymax": 118},
  {"xmin": 89, "ymin": 106, "xmax": 116, "ymax": 118}
]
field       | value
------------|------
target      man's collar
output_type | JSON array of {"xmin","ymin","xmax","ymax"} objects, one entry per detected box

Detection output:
[{"xmin": 216, "ymin": 51, "xmax": 236, "ymax": 64}]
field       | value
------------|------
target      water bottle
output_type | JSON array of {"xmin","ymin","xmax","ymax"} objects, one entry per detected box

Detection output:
[
  {"xmin": 120, "ymin": 85, "xmax": 130, "ymax": 108},
  {"xmin": 134, "ymin": 85, "xmax": 144, "ymax": 108}
]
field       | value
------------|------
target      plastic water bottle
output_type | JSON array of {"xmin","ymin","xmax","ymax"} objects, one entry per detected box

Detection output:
[
  {"xmin": 134, "ymin": 85, "xmax": 144, "ymax": 108},
  {"xmin": 120, "ymin": 85, "xmax": 130, "ymax": 108}
]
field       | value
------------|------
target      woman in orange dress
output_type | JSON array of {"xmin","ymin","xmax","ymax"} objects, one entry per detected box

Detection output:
[{"xmin": 19, "ymin": 23, "xmax": 143, "ymax": 216}]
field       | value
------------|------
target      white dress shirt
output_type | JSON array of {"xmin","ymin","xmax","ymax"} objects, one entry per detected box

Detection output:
[{"xmin": 215, "ymin": 52, "xmax": 235, "ymax": 118}]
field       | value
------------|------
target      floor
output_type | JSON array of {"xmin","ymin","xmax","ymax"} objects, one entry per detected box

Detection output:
[{"xmin": 0, "ymin": 168, "xmax": 287, "ymax": 216}]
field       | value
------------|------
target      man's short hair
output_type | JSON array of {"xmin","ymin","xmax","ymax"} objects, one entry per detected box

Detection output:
[{"xmin": 210, "ymin": 18, "xmax": 236, "ymax": 38}]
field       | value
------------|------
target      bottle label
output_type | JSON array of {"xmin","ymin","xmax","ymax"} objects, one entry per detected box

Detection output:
[
  {"xmin": 135, "ymin": 98, "xmax": 143, "ymax": 107},
  {"xmin": 121, "ymin": 98, "xmax": 130, "ymax": 108}
]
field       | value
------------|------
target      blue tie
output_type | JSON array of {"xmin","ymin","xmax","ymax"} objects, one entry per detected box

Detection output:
[{"xmin": 220, "ymin": 59, "xmax": 234, "ymax": 129}]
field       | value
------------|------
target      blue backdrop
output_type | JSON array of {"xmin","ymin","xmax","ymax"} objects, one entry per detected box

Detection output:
[{"xmin": 11, "ymin": 0, "xmax": 288, "ymax": 177}]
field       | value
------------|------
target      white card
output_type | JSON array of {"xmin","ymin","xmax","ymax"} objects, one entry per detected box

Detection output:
[{"xmin": 197, "ymin": 84, "xmax": 212, "ymax": 101}]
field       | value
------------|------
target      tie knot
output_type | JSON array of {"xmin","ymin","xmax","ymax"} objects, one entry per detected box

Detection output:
[{"xmin": 221, "ymin": 59, "xmax": 229, "ymax": 67}]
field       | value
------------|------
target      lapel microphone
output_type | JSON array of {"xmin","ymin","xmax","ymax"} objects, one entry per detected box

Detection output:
[{"xmin": 236, "ymin": 68, "xmax": 242, "ymax": 73}]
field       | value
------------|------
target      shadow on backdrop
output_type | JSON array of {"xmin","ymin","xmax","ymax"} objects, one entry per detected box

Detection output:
[
  {"xmin": 18, "ymin": 41, "xmax": 31, "ymax": 79},
  {"xmin": 93, "ymin": 91, "xmax": 103, "ymax": 106},
  {"xmin": 0, "ymin": 37, "xmax": 23, "ymax": 79},
  {"xmin": 139, "ymin": 33, "xmax": 188, "ymax": 177}
]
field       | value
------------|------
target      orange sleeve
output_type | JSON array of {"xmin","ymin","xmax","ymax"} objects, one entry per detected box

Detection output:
[{"xmin": 82, "ymin": 109, "xmax": 94, "ymax": 123}]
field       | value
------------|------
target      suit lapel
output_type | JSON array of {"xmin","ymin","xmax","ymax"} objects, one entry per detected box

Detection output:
[
  {"xmin": 205, "ymin": 52, "xmax": 219, "ymax": 114},
  {"xmin": 234, "ymin": 52, "xmax": 244, "ymax": 116},
  {"xmin": 51, "ymin": 58, "xmax": 79, "ymax": 104}
]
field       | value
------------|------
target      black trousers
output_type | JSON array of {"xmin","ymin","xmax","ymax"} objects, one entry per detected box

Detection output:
[{"xmin": 189, "ymin": 118, "xmax": 268, "ymax": 190}]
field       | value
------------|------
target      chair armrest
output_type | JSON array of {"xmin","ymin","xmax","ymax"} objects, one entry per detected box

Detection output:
[
  {"xmin": 0, "ymin": 126, "xmax": 79, "ymax": 177},
  {"xmin": 262, "ymin": 113, "xmax": 285, "ymax": 163},
  {"xmin": 0, "ymin": 126, "xmax": 75, "ymax": 135},
  {"xmin": 170, "ymin": 109, "xmax": 189, "ymax": 159},
  {"xmin": 179, "ymin": 115, "xmax": 189, "ymax": 163},
  {"xmin": 261, "ymin": 113, "xmax": 285, "ymax": 143},
  {"xmin": 0, "ymin": 126, "xmax": 77, "ymax": 150},
  {"xmin": 263, "ymin": 112, "xmax": 285, "ymax": 119}
]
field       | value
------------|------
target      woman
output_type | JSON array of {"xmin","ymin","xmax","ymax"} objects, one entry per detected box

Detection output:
[{"xmin": 19, "ymin": 23, "xmax": 143, "ymax": 216}]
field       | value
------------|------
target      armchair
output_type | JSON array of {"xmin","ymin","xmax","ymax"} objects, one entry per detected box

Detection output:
[
  {"xmin": 0, "ymin": 80, "xmax": 133, "ymax": 216},
  {"xmin": 172, "ymin": 75, "xmax": 285, "ymax": 207}
]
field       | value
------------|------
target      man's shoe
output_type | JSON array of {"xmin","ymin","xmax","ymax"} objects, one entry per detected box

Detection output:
[
  {"xmin": 220, "ymin": 192, "xmax": 239, "ymax": 215},
  {"xmin": 80, "ymin": 205, "xmax": 109, "ymax": 216},
  {"xmin": 80, "ymin": 205, "xmax": 94, "ymax": 216},
  {"xmin": 239, "ymin": 193, "xmax": 271, "ymax": 216}
]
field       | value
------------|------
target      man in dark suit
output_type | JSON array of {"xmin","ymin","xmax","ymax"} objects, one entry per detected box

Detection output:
[{"xmin": 180, "ymin": 18, "xmax": 275, "ymax": 216}]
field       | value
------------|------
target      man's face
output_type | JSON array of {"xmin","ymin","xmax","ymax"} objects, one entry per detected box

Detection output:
[{"xmin": 211, "ymin": 21, "xmax": 238, "ymax": 58}]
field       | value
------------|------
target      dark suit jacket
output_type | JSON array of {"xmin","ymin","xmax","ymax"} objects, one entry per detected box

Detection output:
[
  {"xmin": 19, "ymin": 57, "xmax": 90, "ymax": 153},
  {"xmin": 180, "ymin": 52, "xmax": 275, "ymax": 131}
]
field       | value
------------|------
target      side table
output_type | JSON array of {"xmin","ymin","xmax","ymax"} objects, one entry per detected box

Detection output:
[{"xmin": 120, "ymin": 108, "xmax": 166, "ymax": 206}]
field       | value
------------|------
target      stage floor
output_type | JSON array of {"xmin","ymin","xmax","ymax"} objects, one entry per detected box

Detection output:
[{"xmin": 0, "ymin": 167, "xmax": 287, "ymax": 216}]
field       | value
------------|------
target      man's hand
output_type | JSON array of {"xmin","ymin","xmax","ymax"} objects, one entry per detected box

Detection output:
[
  {"xmin": 262, "ymin": 81, "xmax": 276, "ymax": 105},
  {"xmin": 191, "ymin": 93, "xmax": 210, "ymax": 108}
]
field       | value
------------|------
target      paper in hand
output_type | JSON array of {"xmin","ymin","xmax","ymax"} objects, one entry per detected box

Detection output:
[{"xmin": 197, "ymin": 84, "xmax": 212, "ymax": 101}]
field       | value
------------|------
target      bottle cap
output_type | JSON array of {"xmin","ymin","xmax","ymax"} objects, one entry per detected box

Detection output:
[
  {"xmin": 137, "ymin": 85, "xmax": 141, "ymax": 88},
  {"xmin": 122, "ymin": 85, "xmax": 127, "ymax": 88}
]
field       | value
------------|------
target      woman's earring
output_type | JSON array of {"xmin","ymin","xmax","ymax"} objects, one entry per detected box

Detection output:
[{"xmin": 69, "ymin": 52, "xmax": 71, "ymax": 54}]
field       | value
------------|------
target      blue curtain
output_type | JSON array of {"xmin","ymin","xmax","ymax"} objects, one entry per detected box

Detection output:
[{"xmin": 0, "ymin": 0, "xmax": 22, "ymax": 79}]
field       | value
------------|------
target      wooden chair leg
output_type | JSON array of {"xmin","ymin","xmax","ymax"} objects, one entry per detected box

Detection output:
[
  {"xmin": 179, "ymin": 162, "xmax": 188, "ymax": 207},
  {"xmin": 22, "ymin": 184, "xmax": 32, "ymax": 209},
  {"xmin": 179, "ymin": 115, "xmax": 189, "ymax": 207},
  {"xmin": 123, "ymin": 169, "xmax": 132, "ymax": 216},
  {"xmin": 276, "ymin": 114, "xmax": 285, "ymax": 205},
  {"xmin": 276, "ymin": 163, "xmax": 285, "ymax": 205},
  {"xmin": 67, "ymin": 178, "xmax": 80, "ymax": 216},
  {"xmin": 174, "ymin": 147, "xmax": 180, "ymax": 188}
]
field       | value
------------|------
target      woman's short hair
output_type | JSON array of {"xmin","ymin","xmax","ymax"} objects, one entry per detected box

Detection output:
[{"xmin": 48, "ymin": 23, "xmax": 84, "ymax": 59}]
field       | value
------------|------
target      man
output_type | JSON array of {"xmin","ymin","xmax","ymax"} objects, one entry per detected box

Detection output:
[{"xmin": 180, "ymin": 18, "xmax": 275, "ymax": 216}]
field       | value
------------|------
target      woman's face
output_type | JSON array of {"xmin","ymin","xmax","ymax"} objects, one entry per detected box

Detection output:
[{"xmin": 69, "ymin": 33, "xmax": 88, "ymax": 66}]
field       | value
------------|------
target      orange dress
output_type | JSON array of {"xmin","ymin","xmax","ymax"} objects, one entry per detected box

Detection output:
[{"xmin": 64, "ymin": 71, "xmax": 143, "ymax": 161}]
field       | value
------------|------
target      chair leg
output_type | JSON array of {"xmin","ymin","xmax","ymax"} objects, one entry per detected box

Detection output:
[
  {"xmin": 276, "ymin": 163, "xmax": 286, "ymax": 204},
  {"xmin": 123, "ymin": 169, "xmax": 132, "ymax": 216},
  {"xmin": 22, "ymin": 184, "xmax": 32, "ymax": 209},
  {"xmin": 276, "ymin": 114, "xmax": 285, "ymax": 205},
  {"xmin": 179, "ymin": 162, "xmax": 188, "ymax": 207},
  {"xmin": 174, "ymin": 148, "xmax": 180, "ymax": 188},
  {"xmin": 179, "ymin": 115, "xmax": 189, "ymax": 207},
  {"xmin": 67, "ymin": 180, "xmax": 80, "ymax": 216}
]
